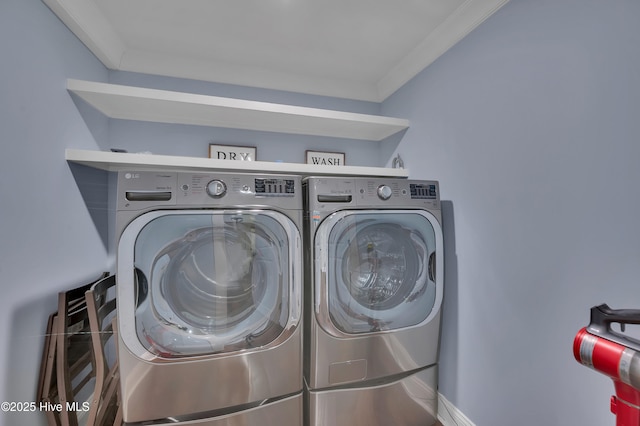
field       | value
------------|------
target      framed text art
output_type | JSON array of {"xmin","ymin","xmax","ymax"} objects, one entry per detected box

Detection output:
[
  {"xmin": 305, "ymin": 150, "xmax": 345, "ymax": 166},
  {"xmin": 209, "ymin": 144, "xmax": 257, "ymax": 161}
]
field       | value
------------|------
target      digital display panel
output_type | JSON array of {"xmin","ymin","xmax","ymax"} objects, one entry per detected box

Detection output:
[
  {"xmin": 410, "ymin": 183, "xmax": 437, "ymax": 200},
  {"xmin": 255, "ymin": 178, "xmax": 295, "ymax": 195}
]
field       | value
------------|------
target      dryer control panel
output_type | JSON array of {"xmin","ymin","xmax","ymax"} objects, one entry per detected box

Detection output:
[{"xmin": 117, "ymin": 171, "xmax": 300, "ymax": 212}]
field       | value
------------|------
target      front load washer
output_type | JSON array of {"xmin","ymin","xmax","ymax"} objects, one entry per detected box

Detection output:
[
  {"xmin": 115, "ymin": 171, "xmax": 303, "ymax": 425},
  {"xmin": 303, "ymin": 176, "xmax": 443, "ymax": 426}
]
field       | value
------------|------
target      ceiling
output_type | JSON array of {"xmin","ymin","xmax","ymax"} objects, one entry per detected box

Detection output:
[{"xmin": 43, "ymin": 0, "xmax": 509, "ymax": 102}]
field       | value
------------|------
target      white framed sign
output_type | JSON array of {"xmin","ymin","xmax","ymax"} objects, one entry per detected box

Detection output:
[
  {"xmin": 209, "ymin": 144, "xmax": 256, "ymax": 161},
  {"xmin": 305, "ymin": 150, "xmax": 345, "ymax": 166}
]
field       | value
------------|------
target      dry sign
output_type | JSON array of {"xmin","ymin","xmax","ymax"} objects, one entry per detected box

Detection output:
[
  {"xmin": 209, "ymin": 144, "xmax": 256, "ymax": 161},
  {"xmin": 305, "ymin": 150, "xmax": 345, "ymax": 166}
]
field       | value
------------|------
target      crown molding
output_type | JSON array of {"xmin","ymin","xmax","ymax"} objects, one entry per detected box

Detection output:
[
  {"xmin": 44, "ymin": 0, "xmax": 510, "ymax": 102},
  {"xmin": 42, "ymin": 0, "xmax": 126, "ymax": 68},
  {"xmin": 377, "ymin": 0, "xmax": 511, "ymax": 100}
]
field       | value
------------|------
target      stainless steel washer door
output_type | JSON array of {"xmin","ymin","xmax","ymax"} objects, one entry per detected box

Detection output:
[
  {"xmin": 315, "ymin": 210, "xmax": 443, "ymax": 335},
  {"xmin": 118, "ymin": 210, "xmax": 300, "ymax": 358}
]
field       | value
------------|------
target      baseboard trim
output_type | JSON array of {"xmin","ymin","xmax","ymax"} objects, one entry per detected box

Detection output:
[{"xmin": 438, "ymin": 393, "xmax": 476, "ymax": 426}]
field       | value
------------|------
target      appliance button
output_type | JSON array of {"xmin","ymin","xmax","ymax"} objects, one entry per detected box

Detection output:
[
  {"xmin": 206, "ymin": 179, "xmax": 227, "ymax": 198},
  {"xmin": 377, "ymin": 184, "xmax": 392, "ymax": 200}
]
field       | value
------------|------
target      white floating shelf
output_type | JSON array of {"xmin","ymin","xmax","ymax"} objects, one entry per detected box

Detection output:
[
  {"xmin": 67, "ymin": 79, "xmax": 409, "ymax": 141},
  {"xmin": 66, "ymin": 149, "xmax": 409, "ymax": 178}
]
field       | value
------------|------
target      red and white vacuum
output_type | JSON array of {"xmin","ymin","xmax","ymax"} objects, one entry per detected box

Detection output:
[{"xmin": 574, "ymin": 304, "xmax": 640, "ymax": 426}]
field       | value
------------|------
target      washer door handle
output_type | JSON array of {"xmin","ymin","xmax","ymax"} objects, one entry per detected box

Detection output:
[{"xmin": 428, "ymin": 252, "xmax": 436, "ymax": 282}]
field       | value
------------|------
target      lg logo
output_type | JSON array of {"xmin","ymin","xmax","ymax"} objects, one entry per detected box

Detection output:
[{"xmin": 124, "ymin": 173, "xmax": 140, "ymax": 179}]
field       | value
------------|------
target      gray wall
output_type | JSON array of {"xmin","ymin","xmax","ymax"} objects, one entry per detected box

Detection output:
[
  {"xmin": 0, "ymin": 1, "xmax": 109, "ymax": 424},
  {"xmin": 381, "ymin": 0, "xmax": 640, "ymax": 424}
]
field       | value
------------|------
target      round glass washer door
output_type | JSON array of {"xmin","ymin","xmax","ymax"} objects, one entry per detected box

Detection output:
[
  {"xmin": 319, "ymin": 210, "xmax": 441, "ymax": 334},
  {"xmin": 120, "ymin": 210, "xmax": 298, "ymax": 357}
]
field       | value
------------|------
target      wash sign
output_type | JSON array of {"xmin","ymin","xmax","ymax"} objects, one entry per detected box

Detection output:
[{"xmin": 305, "ymin": 150, "xmax": 345, "ymax": 166}]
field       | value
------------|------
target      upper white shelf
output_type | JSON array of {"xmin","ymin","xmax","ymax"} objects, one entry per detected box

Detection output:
[
  {"xmin": 66, "ymin": 149, "xmax": 410, "ymax": 178},
  {"xmin": 67, "ymin": 79, "xmax": 409, "ymax": 141}
]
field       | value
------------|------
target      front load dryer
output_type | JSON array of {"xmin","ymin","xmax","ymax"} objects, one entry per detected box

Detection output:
[
  {"xmin": 115, "ymin": 171, "xmax": 303, "ymax": 425},
  {"xmin": 303, "ymin": 176, "xmax": 443, "ymax": 426}
]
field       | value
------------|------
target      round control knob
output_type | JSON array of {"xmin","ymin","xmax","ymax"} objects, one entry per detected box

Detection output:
[
  {"xmin": 377, "ymin": 185, "xmax": 393, "ymax": 200},
  {"xmin": 206, "ymin": 179, "xmax": 227, "ymax": 198}
]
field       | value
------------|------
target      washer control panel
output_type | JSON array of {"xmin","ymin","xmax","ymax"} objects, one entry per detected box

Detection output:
[
  {"xmin": 308, "ymin": 177, "xmax": 440, "ymax": 210},
  {"xmin": 356, "ymin": 179, "xmax": 438, "ymax": 208}
]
